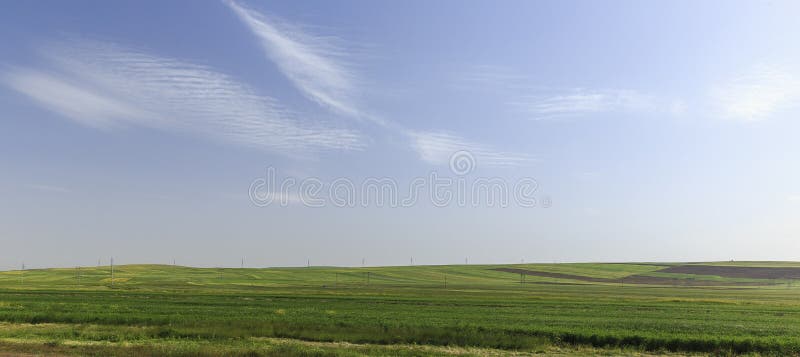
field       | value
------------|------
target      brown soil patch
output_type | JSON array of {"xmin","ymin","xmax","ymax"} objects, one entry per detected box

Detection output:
[
  {"xmin": 494, "ymin": 268, "xmax": 610, "ymax": 283},
  {"xmin": 659, "ymin": 265, "xmax": 800, "ymax": 279},
  {"xmin": 492, "ymin": 268, "xmax": 770, "ymax": 286}
]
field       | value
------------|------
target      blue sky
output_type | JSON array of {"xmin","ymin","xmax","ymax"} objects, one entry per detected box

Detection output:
[{"xmin": 2, "ymin": 1, "xmax": 800, "ymax": 268}]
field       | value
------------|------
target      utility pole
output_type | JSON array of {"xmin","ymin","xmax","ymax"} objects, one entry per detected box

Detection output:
[
  {"xmin": 241, "ymin": 258, "xmax": 244, "ymax": 268},
  {"xmin": 307, "ymin": 259, "xmax": 310, "ymax": 268},
  {"xmin": 410, "ymin": 257, "xmax": 413, "ymax": 266},
  {"xmin": 362, "ymin": 258, "xmax": 365, "ymax": 267}
]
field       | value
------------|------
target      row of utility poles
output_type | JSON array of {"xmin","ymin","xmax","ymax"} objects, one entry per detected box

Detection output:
[{"xmin": 13, "ymin": 256, "xmax": 527, "ymax": 290}]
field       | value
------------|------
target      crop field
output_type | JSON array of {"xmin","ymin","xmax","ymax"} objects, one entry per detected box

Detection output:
[{"xmin": 1, "ymin": 262, "xmax": 800, "ymax": 356}]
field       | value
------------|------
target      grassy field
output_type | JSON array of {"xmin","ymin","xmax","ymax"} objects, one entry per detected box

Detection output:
[{"xmin": 1, "ymin": 262, "xmax": 799, "ymax": 356}]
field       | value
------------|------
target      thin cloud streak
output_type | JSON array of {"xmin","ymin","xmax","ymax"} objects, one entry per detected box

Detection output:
[
  {"xmin": 4, "ymin": 69, "xmax": 147, "ymax": 129},
  {"xmin": 24, "ymin": 184, "xmax": 71, "ymax": 193},
  {"xmin": 457, "ymin": 65, "xmax": 668, "ymax": 120},
  {"xmin": 226, "ymin": 0, "xmax": 363, "ymax": 119},
  {"xmin": 454, "ymin": 65, "xmax": 526, "ymax": 90},
  {"xmin": 3, "ymin": 39, "xmax": 364, "ymax": 153},
  {"xmin": 409, "ymin": 131, "xmax": 533, "ymax": 168},
  {"xmin": 511, "ymin": 89, "xmax": 654, "ymax": 120}
]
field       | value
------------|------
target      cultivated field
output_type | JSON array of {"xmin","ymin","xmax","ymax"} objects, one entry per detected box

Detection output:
[{"xmin": 1, "ymin": 262, "xmax": 800, "ymax": 356}]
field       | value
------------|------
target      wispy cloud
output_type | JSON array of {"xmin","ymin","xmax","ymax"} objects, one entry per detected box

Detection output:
[
  {"xmin": 24, "ymin": 184, "xmax": 71, "ymax": 193},
  {"xmin": 226, "ymin": 3, "xmax": 534, "ymax": 166},
  {"xmin": 409, "ymin": 131, "xmax": 532, "ymax": 168},
  {"xmin": 712, "ymin": 64, "xmax": 799, "ymax": 122},
  {"xmin": 454, "ymin": 65, "xmax": 526, "ymax": 90},
  {"xmin": 226, "ymin": 0, "xmax": 362, "ymax": 119},
  {"xmin": 510, "ymin": 88, "xmax": 654, "ymax": 120},
  {"xmin": 456, "ymin": 65, "xmax": 670, "ymax": 121},
  {"xmin": 4, "ymin": 69, "xmax": 147, "ymax": 129},
  {"xmin": 3, "ymin": 39, "xmax": 363, "ymax": 153}
]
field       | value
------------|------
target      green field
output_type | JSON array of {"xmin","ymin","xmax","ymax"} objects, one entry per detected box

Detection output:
[{"xmin": 1, "ymin": 262, "xmax": 800, "ymax": 356}]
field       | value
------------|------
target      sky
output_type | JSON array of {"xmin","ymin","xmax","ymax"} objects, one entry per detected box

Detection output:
[{"xmin": 2, "ymin": 0, "xmax": 800, "ymax": 269}]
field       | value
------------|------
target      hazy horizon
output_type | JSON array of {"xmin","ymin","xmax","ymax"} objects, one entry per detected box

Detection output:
[
  {"xmin": 3, "ymin": 259, "xmax": 795, "ymax": 272},
  {"xmin": 3, "ymin": 0, "xmax": 800, "ymax": 270}
]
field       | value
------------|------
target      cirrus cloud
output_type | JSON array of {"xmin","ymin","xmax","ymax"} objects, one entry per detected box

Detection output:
[
  {"xmin": 3, "ymin": 39, "xmax": 364, "ymax": 154},
  {"xmin": 711, "ymin": 64, "xmax": 800, "ymax": 122},
  {"xmin": 409, "ymin": 131, "xmax": 533, "ymax": 168},
  {"xmin": 226, "ymin": 0, "xmax": 362, "ymax": 119}
]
